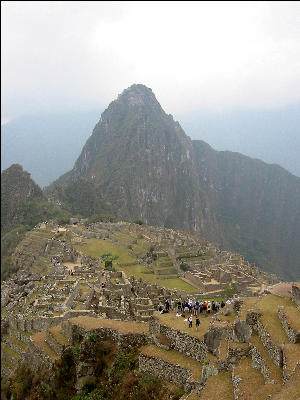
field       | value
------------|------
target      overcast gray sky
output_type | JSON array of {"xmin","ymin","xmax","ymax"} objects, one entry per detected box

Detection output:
[{"xmin": 2, "ymin": 1, "xmax": 300, "ymax": 123}]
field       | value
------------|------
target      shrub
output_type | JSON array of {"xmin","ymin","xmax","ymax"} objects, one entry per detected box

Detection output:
[
  {"xmin": 180, "ymin": 262, "xmax": 189, "ymax": 272},
  {"xmin": 133, "ymin": 219, "xmax": 144, "ymax": 225}
]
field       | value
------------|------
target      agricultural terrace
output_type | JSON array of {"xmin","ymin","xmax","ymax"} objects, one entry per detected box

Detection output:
[{"xmin": 73, "ymin": 238, "xmax": 197, "ymax": 293}]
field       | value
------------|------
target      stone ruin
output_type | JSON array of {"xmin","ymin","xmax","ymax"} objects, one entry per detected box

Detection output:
[{"xmin": 3, "ymin": 219, "xmax": 296, "ymax": 400}]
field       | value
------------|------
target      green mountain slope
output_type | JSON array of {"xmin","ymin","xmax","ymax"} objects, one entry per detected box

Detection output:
[{"xmin": 1, "ymin": 164, "xmax": 71, "ymax": 280}]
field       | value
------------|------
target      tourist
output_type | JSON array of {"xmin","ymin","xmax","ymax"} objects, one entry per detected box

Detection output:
[
  {"xmin": 165, "ymin": 299, "xmax": 170, "ymax": 311},
  {"xmin": 212, "ymin": 301, "xmax": 216, "ymax": 314},
  {"xmin": 177, "ymin": 301, "xmax": 182, "ymax": 312},
  {"xmin": 196, "ymin": 317, "xmax": 200, "ymax": 330},
  {"xmin": 221, "ymin": 300, "xmax": 225, "ymax": 308},
  {"xmin": 188, "ymin": 315, "xmax": 193, "ymax": 328},
  {"xmin": 207, "ymin": 303, "xmax": 211, "ymax": 314},
  {"xmin": 193, "ymin": 303, "xmax": 199, "ymax": 316}
]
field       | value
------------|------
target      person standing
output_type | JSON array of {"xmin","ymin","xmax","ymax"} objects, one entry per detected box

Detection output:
[
  {"xmin": 188, "ymin": 315, "xmax": 193, "ymax": 328},
  {"xmin": 196, "ymin": 317, "xmax": 200, "ymax": 330}
]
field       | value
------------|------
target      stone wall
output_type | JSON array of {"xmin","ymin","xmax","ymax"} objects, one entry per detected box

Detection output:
[
  {"xmin": 250, "ymin": 344, "xmax": 270, "ymax": 383},
  {"xmin": 46, "ymin": 330, "xmax": 66, "ymax": 355},
  {"xmin": 8, "ymin": 315, "xmax": 64, "ymax": 334},
  {"xmin": 227, "ymin": 343, "xmax": 250, "ymax": 364},
  {"xmin": 282, "ymin": 346, "xmax": 300, "ymax": 382},
  {"xmin": 24, "ymin": 340, "xmax": 54, "ymax": 373},
  {"xmin": 138, "ymin": 353, "xmax": 197, "ymax": 392},
  {"xmin": 278, "ymin": 307, "xmax": 300, "ymax": 344},
  {"xmin": 149, "ymin": 317, "xmax": 207, "ymax": 362},
  {"xmin": 82, "ymin": 288, "xmax": 95, "ymax": 310},
  {"xmin": 291, "ymin": 285, "xmax": 300, "ymax": 307},
  {"xmin": 64, "ymin": 281, "xmax": 80, "ymax": 309},
  {"xmin": 245, "ymin": 310, "xmax": 261, "ymax": 327},
  {"xmin": 255, "ymin": 320, "xmax": 283, "ymax": 367},
  {"xmin": 61, "ymin": 320, "xmax": 150, "ymax": 350}
]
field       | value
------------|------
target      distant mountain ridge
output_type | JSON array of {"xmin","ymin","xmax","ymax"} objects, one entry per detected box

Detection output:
[
  {"xmin": 1, "ymin": 110, "xmax": 100, "ymax": 187},
  {"xmin": 48, "ymin": 84, "xmax": 300, "ymax": 281},
  {"xmin": 179, "ymin": 104, "xmax": 300, "ymax": 177}
]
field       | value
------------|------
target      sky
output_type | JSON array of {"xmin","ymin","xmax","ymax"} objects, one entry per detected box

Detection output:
[{"xmin": 2, "ymin": 1, "xmax": 300, "ymax": 123}]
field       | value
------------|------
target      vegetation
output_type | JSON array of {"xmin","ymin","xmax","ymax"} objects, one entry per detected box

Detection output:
[
  {"xmin": 222, "ymin": 284, "xmax": 239, "ymax": 298},
  {"xmin": 1, "ymin": 345, "xmax": 178, "ymax": 400},
  {"xmin": 84, "ymin": 214, "xmax": 116, "ymax": 225},
  {"xmin": 180, "ymin": 262, "xmax": 190, "ymax": 272},
  {"xmin": 1, "ymin": 164, "xmax": 73, "ymax": 281}
]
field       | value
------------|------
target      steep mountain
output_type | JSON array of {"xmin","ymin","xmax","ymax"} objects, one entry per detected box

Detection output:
[
  {"xmin": 193, "ymin": 141, "xmax": 300, "ymax": 281},
  {"xmin": 48, "ymin": 84, "xmax": 300, "ymax": 280},
  {"xmin": 1, "ymin": 110, "xmax": 100, "ymax": 187},
  {"xmin": 1, "ymin": 164, "xmax": 45, "ymax": 234},
  {"xmin": 1, "ymin": 164, "xmax": 71, "ymax": 280}
]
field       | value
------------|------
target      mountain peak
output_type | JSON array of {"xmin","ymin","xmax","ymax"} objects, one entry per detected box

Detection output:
[{"xmin": 116, "ymin": 83, "xmax": 158, "ymax": 108}]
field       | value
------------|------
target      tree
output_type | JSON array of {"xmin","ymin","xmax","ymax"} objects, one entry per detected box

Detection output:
[{"xmin": 101, "ymin": 253, "xmax": 119, "ymax": 271}]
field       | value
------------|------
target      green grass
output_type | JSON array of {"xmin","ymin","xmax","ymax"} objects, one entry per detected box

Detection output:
[
  {"xmin": 72, "ymin": 238, "xmax": 197, "ymax": 292},
  {"xmin": 250, "ymin": 334, "xmax": 282, "ymax": 384},
  {"xmin": 114, "ymin": 263, "xmax": 197, "ymax": 292},
  {"xmin": 200, "ymin": 371, "xmax": 234, "ymax": 400},
  {"xmin": 234, "ymin": 357, "xmax": 281, "ymax": 400},
  {"xmin": 73, "ymin": 238, "xmax": 137, "ymax": 264},
  {"xmin": 256, "ymin": 294, "xmax": 297, "ymax": 344},
  {"xmin": 156, "ymin": 312, "xmax": 213, "ymax": 340}
]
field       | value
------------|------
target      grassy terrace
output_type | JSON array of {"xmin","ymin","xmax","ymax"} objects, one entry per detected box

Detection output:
[
  {"xmin": 239, "ymin": 296, "xmax": 260, "ymax": 320},
  {"xmin": 31, "ymin": 331, "xmax": 59, "ymax": 360},
  {"xmin": 73, "ymin": 238, "xmax": 137, "ymax": 264},
  {"xmin": 73, "ymin": 237, "xmax": 197, "ymax": 292},
  {"xmin": 140, "ymin": 344, "xmax": 203, "ymax": 380},
  {"xmin": 256, "ymin": 294, "xmax": 296, "ymax": 344},
  {"xmin": 79, "ymin": 284, "xmax": 91, "ymax": 300},
  {"xmin": 199, "ymin": 371, "xmax": 234, "ymax": 400},
  {"xmin": 234, "ymin": 357, "xmax": 281, "ymax": 400},
  {"xmin": 156, "ymin": 312, "xmax": 213, "ymax": 340},
  {"xmin": 69, "ymin": 316, "xmax": 149, "ymax": 334},
  {"xmin": 116, "ymin": 264, "xmax": 197, "ymax": 292},
  {"xmin": 219, "ymin": 338, "xmax": 228, "ymax": 360},
  {"xmin": 250, "ymin": 334, "xmax": 283, "ymax": 384},
  {"xmin": 284, "ymin": 343, "xmax": 300, "ymax": 379},
  {"xmin": 9, "ymin": 335, "xmax": 29, "ymax": 351},
  {"xmin": 1, "ymin": 343, "xmax": 22, "ymax": 360},
  {"xmin": 282, "ymin": 306, "xmax": 300, "ymax": 331},
  {"xmin": 48, "ymin": 325, "xmax": 69, "ymax": 345},
  {"xmin": 272, "ymin": 367, "xmax": 300, "ymax": 400}
]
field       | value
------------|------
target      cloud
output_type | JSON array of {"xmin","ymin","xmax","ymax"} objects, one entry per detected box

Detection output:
[{"xmin": 2, "ymin": 1, "xmax": 300, "ymax": 119}]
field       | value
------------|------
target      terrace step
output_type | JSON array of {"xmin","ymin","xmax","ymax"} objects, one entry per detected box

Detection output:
[
  {"xmin": 272, "ymin": 365, "xmax": 300, "ymax": 400},
  {"xmin": 278, "ymin": 306, "xmax": 300, "ymax": 344},
  {"xmin": 249, "ymin": 334, "xmax": 283, "ymax": 384},
  {"xmin": 1, "ymin": 343, "xmax": 22, "ymax": 364},
  {"xmin": 2, "ymin": 334, "xmax": 29, "ymax": 355},
  {"xmin": 46, "ymin": 325, "xmax": 69, "ymax": 355},
  {"xmin": 8, "ymin": 327, "xmax": 32, "ymax": 344},
  {"xmin": 233, "ymin": 356, "xmax": 281, "ymax": 399},
  {"xmin": 139, "ymin": 344, "xmax": 203, "ymax": 391},
  {"xmin": 1, "ymin": 359, "xmax": 15, "ymax": 377},
  {"xmin": 197, "ymin": 371, "xmax": 234, "ymax": 399},
  {"xmin": 31, "ymin": 331, "xmax": 60, "ymax": 361},
  {"xmin": 283, "ymin": 343, "xmax": 300, "ymax": 381}
]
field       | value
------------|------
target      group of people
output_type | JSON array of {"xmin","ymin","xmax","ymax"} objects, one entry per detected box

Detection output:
[{"xmin": 157, "ymin": 297, "xmax": 234, "ymax": 330}]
